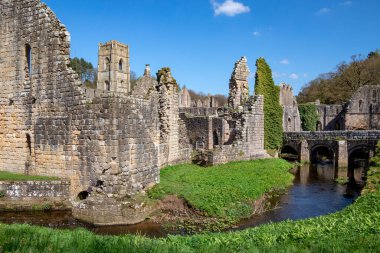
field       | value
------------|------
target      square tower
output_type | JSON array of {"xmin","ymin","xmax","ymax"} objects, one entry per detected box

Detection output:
[{"xmin": 97, "ymin": 40, "xmax": 130, "ymax": 93}]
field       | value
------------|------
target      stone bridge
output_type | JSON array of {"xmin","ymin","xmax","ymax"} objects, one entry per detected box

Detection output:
[{"xmin": 282, "ymin": 131, "xmax": 380, "ymax": 167}]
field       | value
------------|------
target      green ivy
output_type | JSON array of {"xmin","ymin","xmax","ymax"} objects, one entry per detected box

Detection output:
[
  {"xmin": 156, "ymin": 67, "xmax": 179, "ymax": 91},
  {"xmin": 298, "ymin": 103, "xmax": 319, "ymax": 131},
  {"xmin": 254, "ymin": 58, "xmax": 283, "ymax": 150}
]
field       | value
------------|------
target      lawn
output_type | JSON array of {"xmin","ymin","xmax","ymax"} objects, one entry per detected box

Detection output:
[
  {"xmin": 0, "ymin": 156, "xmax": 379, "ymax": 252},
  {"xmin": 148, "ymin": 159, "xmax": 294, "ymax": 219},
  {"xmin": 0, "ymin": 171, "xmax": 59, "ymax": 181}
]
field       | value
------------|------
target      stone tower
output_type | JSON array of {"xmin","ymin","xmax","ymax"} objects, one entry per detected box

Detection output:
[{"xmin": 97, "ymin": 40, "xmax": 130, "ymax": 93}]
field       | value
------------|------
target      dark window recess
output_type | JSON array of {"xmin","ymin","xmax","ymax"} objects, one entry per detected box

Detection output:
[
  {"xmin": 25, "ymin": 44, "xmax": 32, "ymax": 77},
  {"xmin": 26, "ymin": 133, "xmax": 32, "ymax": 156},
  {"xmin": 9, "ymin": 99, "xmax": 14, "ymax": 106},
  {"xmin": 77, "ymin": 191, "xmax": 89, "ymax": 200}
]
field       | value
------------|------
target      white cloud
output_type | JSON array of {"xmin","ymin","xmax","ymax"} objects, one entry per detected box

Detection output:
[
  {"xmin": 342, "ymin": 1, "xmax": 353, "ymax": 6},
  {"xmin": 273, "ymin": 72, "xmax": 287, "ymax": 78},
  {"xmin": 280, "ymin": 59, "xmax": 290, "ymax": 65},
  {"xmin": 289, "ymin": 73, "xmax": 299, "ymax": 80},
  {"xmin": 252, "ymin": 31, "xmax": 261, "ymax": 37},
  {"xmin": 316, "ymin": 7, "xmax": 331, "ymax": 15},
  {"xmin": 211, "ymin": 0, "xmax": 250, "ymax": 17}
]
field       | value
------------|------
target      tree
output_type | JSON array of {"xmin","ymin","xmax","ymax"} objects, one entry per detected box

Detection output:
[
  {"xmin": 69, "ymin": 57, "xmax": 97, "ymax": 88},
  {"xmin": 254, "ymin": 58, "xmax": 283, "ymax": 150},
  {"xmin": 297, "ymin": 50, "xmax": 380, "ymax": 104}
]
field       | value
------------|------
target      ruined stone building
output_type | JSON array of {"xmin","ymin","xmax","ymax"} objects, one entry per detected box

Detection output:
[
  {"xmin": 279, "ymin": 83, "xmax": 301, "ymax": 132},
  {"xmin": 0, "ymin": 0, "xmax": 268, "ymax": 225},
  {"xmin": 314, "ymin": 85, "xmax": 380, "ymax": 131}
]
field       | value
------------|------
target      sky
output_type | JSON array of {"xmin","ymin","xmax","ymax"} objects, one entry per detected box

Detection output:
[{"xmin": 42, "ymin": 0, "xmax": 380, "ymax": 96}]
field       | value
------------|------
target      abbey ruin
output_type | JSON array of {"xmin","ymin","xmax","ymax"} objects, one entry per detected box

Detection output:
[
  {"xmin": 2, "ymin": 0, "xmax": 379, "ymax": 226},
  {"xmin": 0, "ymin": 0, "xmax": 271, "ymax": 224}
]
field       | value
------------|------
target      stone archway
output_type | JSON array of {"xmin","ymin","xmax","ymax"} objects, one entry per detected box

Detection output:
[
  {"xmin": 348, "ymin": 146, "xmax": 370, "ymax": 184},
  {"xmin": 310, "ymin": 145, "xmax": 335, "ymax": 164},
  {"xmin": 280, "ymin": 145, "xmax": 299, "ymax": 161}
]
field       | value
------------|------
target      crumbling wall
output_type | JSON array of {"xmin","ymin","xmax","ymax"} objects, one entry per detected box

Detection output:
[
  {"xmin": 0, "ymin": 0, "xmax": 160, "ymax": 201},
  {"xmin": 131, "ymin": 64, "xmax": 157, "ymax": 97},
  {"xmin": 345, "ymin": 85, "xmax": 380, "ymax": 130},
  {"xmin": 279, "ymin": 83, "xmax": 301, "ymax": 132},
  {"xmin": 228, "ymin": 57, "xmax": 249, "ymax": 109}
]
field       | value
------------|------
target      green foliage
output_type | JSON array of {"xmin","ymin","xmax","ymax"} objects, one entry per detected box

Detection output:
[
  {"xmin": 69, "ymin": 57, "xmax": 97, "ymax": 88},
  {"xmin": 32, "ymin": 204, "xmax": 52, "ymax": 211},
  {"xmin": 254, "ymin": 58, "xmax": 283, "ymax": 150},
  {"xmin": 0, "ymin": 191, "xmax": 5, "ymax": 198},
  {"xmin": 298, "ymin": 103, "xmax": 319, "ymax": 131},
  {"xmin": 148, "ymin": 159, "xmax": 294, "ymax": 219},
  {"xmin": 0, "ymin": 171, "xmax": 59, "ymax": 181},
  {"xmin": 1, "ymin": 154, "xmax": 380, "ymax": 252},
  {"xmin": 297, "ymin": 50, "xmax": 380, "ymax": 104},
  {"xmin": 156, "ymin": 67, "xmax": 179, "ymax": 91}
]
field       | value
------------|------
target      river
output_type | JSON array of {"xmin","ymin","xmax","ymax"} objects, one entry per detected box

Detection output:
[{"xmin": 0, "ymin": 163, "xmax": 363, "ymax": 238}]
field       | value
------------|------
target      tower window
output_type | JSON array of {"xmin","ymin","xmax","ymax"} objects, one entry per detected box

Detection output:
[
  {"xmin": 25, "ymin": 44, "xmax": 32, "ymax": 78},
  {"xmin": 119, "ymin": 59, "xmax": 123, "ymax": 71},
  {"xmin": 104, "ymin": 57, "xmax": 110, "ymax": 71},
  {"xmin": 105, "ymin": 81, "xmax": 110, "ymax": 91}
]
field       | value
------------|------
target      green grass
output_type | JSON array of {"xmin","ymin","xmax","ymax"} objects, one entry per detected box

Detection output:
[
  {"xmin": 0, "ymin": 171, "xmax": 59, "ymax": 181},
  {"xmin": 148, "ymin": 159, "xmax": 294, "ymax": 219},
  {"xmin": 0, "ymin": 157, "xmax": 380, "ymax": 252}
]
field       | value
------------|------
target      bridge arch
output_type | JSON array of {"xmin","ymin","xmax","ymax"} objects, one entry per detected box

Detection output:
[
  {"xmin": 280, "ymin": 145, "xmax": 299, "ymax": 161},
  {"xmin": 348, "ymin": 145, "xmax": 371, "ymax": 184},
  {"xmin": 310, "ymin": 144, "xmax": 335, "ymax": 164}
]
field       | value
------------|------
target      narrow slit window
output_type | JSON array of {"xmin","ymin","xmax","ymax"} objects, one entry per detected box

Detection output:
[
  {"xmin": 25, "ymin": 44, "xmax": 32, "ymax": 77},
  {"xmin": 119, "ymin": 59, "xmax": 123, "ymax": 71}
]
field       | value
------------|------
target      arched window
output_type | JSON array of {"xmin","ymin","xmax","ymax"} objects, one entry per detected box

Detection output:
[
  {"xmin": 104, "ymin": 57, "xmax": 110, "ymax": 71},
  {"xmin": 25, "ymin": 44, "xmax": 32, "ymax": 78},
  {"xmin": 359, "ymin": 100, "xmax": 363, "ymax": 112},
  {"xmin": 119, "ymin": 59, "xmax": 123, "ymax": 71},
  {"xmin": 105, "ymin": 81, "xmax": 110, "ymax": 91}
]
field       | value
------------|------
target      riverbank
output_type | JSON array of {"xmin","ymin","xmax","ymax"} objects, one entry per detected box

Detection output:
[
  {"xmin": 1, "ymin": 156, "xmax": 379, "ymax": 252},
  {"xmin": 147, "ymin": 159, "xmax": 294, "ymax": 232}
]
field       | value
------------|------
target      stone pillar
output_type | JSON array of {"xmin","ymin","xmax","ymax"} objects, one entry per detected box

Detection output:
[
  {"xmin": 337, "ymin": 140, "xmax": 348, "ymax": 168},
  {"xmin": 300, "ymin": 140, "xmax": 309, "ymax": 163}
]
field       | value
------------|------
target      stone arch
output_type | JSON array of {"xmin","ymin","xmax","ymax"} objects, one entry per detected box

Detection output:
[
  {"xmin": 105, "ymin": 80, "xmax": 110, "ymax": 91},
  {"xmin": 316, "ymin": 121, "xmax": 322, "ymax": 131},
  {"xmin": 310, "ymin": 144, "xmax": 335, "ymax": 164},
  {"xmin": 280, "ymin": 145, "xmax": 299, "ymax": 161},
  {"xmin": 119, "ymin": 58, "xmax": 123, "ymax": 71},
  {"xmin": 348, "ymin": 145, "xmax": 371, "ymax": 184},
  {"xmin": 104, "ymin": 57, "xmax": 110, "ymax": 71}
]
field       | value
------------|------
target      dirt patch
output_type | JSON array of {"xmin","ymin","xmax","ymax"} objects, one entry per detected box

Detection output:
[{"xmin": 149, "ymin": 193, "xmax": 280, "ymax": 234}]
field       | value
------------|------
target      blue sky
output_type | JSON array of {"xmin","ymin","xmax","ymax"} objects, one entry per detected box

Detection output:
[{"xmin": 43, "ymin": 0, "xmax": 380, "ymax": 96}]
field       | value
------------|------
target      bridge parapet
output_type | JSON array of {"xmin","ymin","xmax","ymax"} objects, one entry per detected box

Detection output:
[
  {"xmin": 283, "ymin": 131, "xmax": 380, "ymax": 168},
  {"xmin": 284, "ymin": 131, "xmax": 380, "ymax": 141}
]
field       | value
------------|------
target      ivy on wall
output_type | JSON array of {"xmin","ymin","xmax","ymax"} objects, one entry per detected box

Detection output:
[
  {"xmin": 298, "ymin": 104, "xmax": 319, "ymax": 131},
  {"xmin": 254, "ymin": 58, "xmax": 283, "ymax": 150}
]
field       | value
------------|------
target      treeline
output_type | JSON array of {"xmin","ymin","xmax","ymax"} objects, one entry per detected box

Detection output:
[
  {"xmin": 297, "ymin": 50, "xmax": 380, "ymax": 104},
  {"xmin": 185, "ymin": 87, "xmax": 227, "ymax": 107}
]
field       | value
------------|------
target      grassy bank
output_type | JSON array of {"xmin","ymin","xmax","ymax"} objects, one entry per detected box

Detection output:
[
  {"xmin": 148, "ymin": 159, "xmax": 294, "ymax": 219},
  {"xmin": 0, "ymin": 157, "xmax": 380, "ymax": 252},
  {"xmin": 0, "ymin": 171, "xmax": 59, "ymax": 181}
]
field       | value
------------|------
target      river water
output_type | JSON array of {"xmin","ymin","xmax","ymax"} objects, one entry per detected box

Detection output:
[{"xmin": 0, "ymin": 163, "xmax": 362, "ymax": 238}]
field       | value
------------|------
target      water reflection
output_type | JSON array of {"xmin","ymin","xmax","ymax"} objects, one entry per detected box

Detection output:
[
  {"xmin": 0, "ymin": 164, "xmax": 363, "ymax": 238},
  {"xmin": 234, "ymin": 164, "xmax": 361, "ymax": 230}
]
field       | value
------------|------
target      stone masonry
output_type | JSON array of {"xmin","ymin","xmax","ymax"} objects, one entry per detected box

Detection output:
[
  {"xmin": 279, "ymin": 83, "xmax": 301, "ymax": 132},
  {"xmin": 0, "ymin": 0, "xmax": 268, "ymax": 224}
]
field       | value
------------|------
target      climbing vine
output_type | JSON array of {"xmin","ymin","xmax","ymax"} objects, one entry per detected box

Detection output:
[
  {"xmin": 254, "ymin": 58, "xmax": 283, "ymax": 150},
  {"xmin": 298, "ymin": 104, "xmax": 319, "ymax": 131}
]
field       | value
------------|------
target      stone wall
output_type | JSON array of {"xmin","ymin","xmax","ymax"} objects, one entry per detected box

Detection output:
[
  {"xmin": 228, "ymin": 57, "xmax": 249, "ymax": 109},
  {"xmin": 0, "ymin": 0, "xmax": 160, "ymax": 202},
  {"xmin": 345, "ymin": 84, "xmax": 380, "ymax": 130},
  {"xmin": 131, "ymin": 64, "xmax": 157, "ymax": 97},
  {"xmin": 280, "ymin": 83, "xmax": 301, "ymax": 132},
  {"xmin": 316, "ymin": 103, "xmax": 345, "ymax": 131},
  {"xmin": 0, "ymin": 180, "xmax": 70, "ymax": 210}
]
